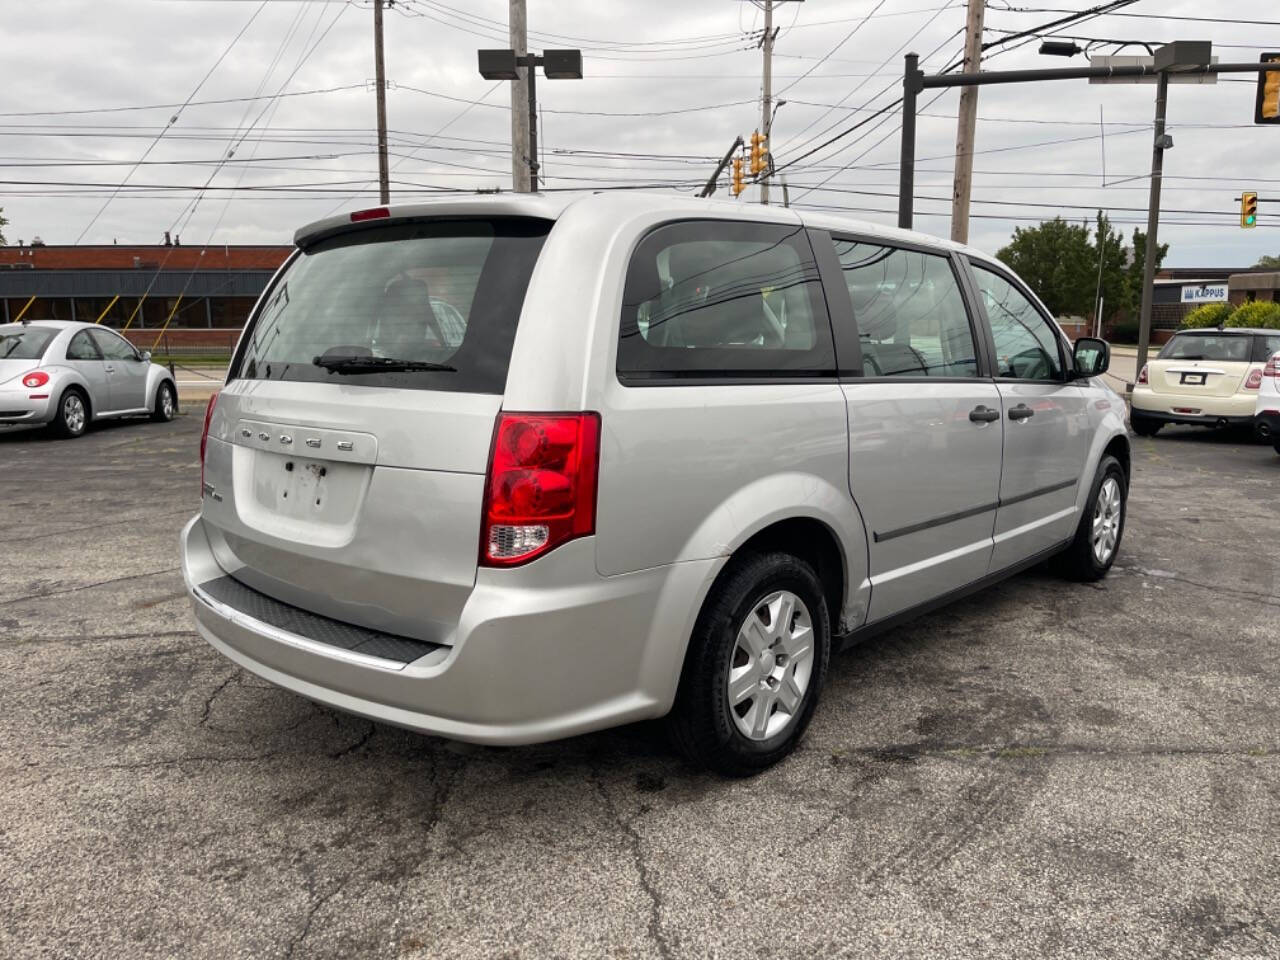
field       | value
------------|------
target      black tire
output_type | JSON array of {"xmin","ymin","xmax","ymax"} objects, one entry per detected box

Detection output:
[
  {"xmin": 52, "ymin": 388, "xmax": 89, "ymax": 439},
  {"xmin": 1131, "ymin": 416, "xmax": 1161, "ymax": 437},
  {"xmin": 152, "ymin": 380, "xmax": 177, "ymax": 422},
  {"xmin": 1273, "ymin": 441, "xmax": 1280, "ymax": 456},
  {"xmin": 1054, "ymin": 454, "xmax": 1127, "ymax": 582},
  {"xmin": 667, "ymin": 551, "xmax": 831, "ymax": 777}
]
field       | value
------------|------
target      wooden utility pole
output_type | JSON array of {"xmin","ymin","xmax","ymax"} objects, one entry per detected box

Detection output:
[
  {"xmin": 950, "ymin": 0, "xmax": 985, "ymax": 243},
  {"xmin": 373, "ymin": 0, "xmax": 390, "ymax": 204},
  {"xmin": 509, "ymin": 0, "xmax": 532, "ymax": 192},
  {"xmin": 760, "ymin": 0, "xmax": 773, "ymax": 205}
]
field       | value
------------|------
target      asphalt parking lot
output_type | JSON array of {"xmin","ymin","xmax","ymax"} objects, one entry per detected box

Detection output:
[{"xmin": 2, "ymin": 413, "xmax": 1278, "ymax": 960}]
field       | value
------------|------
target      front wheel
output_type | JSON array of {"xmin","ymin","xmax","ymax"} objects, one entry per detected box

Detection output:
[
  {"xmin": 152, "ymin": 381, "xmax": 176, "ymax": 422},
  {"xmin": 667, "ymin": 552, "xmax": 830, "ymax": 776},
  {"xmin": 1055, "ymin": 454, "xmax": 1127, "ymax": 582}
]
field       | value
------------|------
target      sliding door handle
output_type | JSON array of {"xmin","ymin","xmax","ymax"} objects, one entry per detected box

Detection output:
[
  {"xmin": 969, "ymin": 405, "xmax": 1000, "ymax": 423},
  {"xmin": 1008, "ymin": 404, "xmax": 1035, "ymax": 421}
]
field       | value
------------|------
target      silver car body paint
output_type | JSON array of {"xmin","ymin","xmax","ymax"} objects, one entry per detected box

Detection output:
[
  {"xmin": 182, "ymin": 193, "xmax": 1129, "ymax": 745},
  {"xmin": 0, "ymin": 320, "xmax": 177, "ymax": 427}
]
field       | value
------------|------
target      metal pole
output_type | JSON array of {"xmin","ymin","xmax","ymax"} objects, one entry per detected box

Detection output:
[
  {"xmin": 509, "ymin": 0, "xmax": 531, "ymax": 192},
  {"xmin": 899, "ymin": 53, "xmax": 920, "ymax": 230},
  {"xmin": 1135, "ymin": 69, "xmax": 1169, "ymax": 390},
  {"xmin": 701, "ymin": 136, "xmax": 744, "ymax": 198},
  {"xmin": 950, "ymin": 0, "xmax": 985, "ymax": 243},
  {"xmin": 526, "ymin": 58, "xmax": 539, "ymax": 190},
  {"xmin": 760, "ymin": 0, "xmax": 773, "ymax": 206},
  {"xmin": 781, "ymin": 172, "xmax": 790, "ymax": 208},
  {"xmin": 373, "ymin": 0, "xmax": 390, "ymax": 204}
]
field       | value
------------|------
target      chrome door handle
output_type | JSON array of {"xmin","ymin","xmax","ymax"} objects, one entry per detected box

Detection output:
[
  {"xmin": 1008, "ymin": 404, "xmax": 1034, "ymax": 421},
  {"xmin": 969, "ymin": 405, "xmax": 1000, "ymax": 423}
]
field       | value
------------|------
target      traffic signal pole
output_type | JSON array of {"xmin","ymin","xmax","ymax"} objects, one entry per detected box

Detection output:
[
  {"xmin": 760, "ymin": 0, "xmax": 773, "ymax": 206},
  {"xmin": 1135, "ymin": 69, "xmax": 1170, "ymax": 388},
  {"xmin": 373, "ymin": 0, "xmax": 390, "ymax": 204},
  {"xmin": 701, "ymin": 136, "xmax": 745, "ymax": 198}
]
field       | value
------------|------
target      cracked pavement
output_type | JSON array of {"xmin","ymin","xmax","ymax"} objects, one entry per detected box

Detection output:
[{"xmin": 1, "ymin": 416, "xmax": 1278, "ymax": 959}]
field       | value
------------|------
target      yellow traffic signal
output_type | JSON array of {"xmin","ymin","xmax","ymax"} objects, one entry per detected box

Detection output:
[
  {"xmin": 731, "ymin": 155, "xmax": 745, "ymax": 197},
  {"xmin": 1256, "ymin": 53, "xmax": 1280, "ymax": 124},
  {"xmin": 749, "ymin": 130, "xmax": 767, "ymax": 176},
  {"xmin": 1242, "ymin": 191, "xmax": 1258, "ymax": 229}
]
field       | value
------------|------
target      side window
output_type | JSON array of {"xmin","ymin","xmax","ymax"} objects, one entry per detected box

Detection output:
[
  {"xmin": 972, "ymin": 265, "xmax": 1064, "ymax": 380},
  {"xmin": 832, "ymin": 239, "xmax": 979, "ymax": 378},
  {"xmin": 618, "ymin": 220, "xmax": 834, "ymax": 379},
  {"xmin": 90, "ymin": 329, "xmax": 138, "ymax": 362},
  {"xmin": 66, "ymin": 330, "xmax": 101, "ymax": 361},
  {"xmin": 1253, "ymin": 334, "xmax": 1280, "ymax": 362}
]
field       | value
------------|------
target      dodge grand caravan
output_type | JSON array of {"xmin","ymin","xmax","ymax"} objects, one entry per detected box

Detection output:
[{"xmin": 182, "ymin": 193, "xmax": 1129, "ymax": 775}]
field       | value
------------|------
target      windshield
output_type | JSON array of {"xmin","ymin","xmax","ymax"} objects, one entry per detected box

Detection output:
[
  {"xmin": 1158, "ymin": 333, "xmax": 1252, "ymax": 362},
  {"xmin": 0, "ymin": 325, "xmax": 57, "ymax": 361},
  {"xmin": 231, "ymin": 218, "xmax": 550, "ymax": 393}
]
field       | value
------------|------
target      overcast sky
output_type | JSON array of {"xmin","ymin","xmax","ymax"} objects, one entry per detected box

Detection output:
[{"xmin": 3, "ymin": 0, "xmax": 1278, "ymax": 266}]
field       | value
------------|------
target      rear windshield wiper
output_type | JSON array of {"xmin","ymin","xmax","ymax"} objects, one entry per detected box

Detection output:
[{"xmin": 312, "ymin": 355, "xmax": 456, "ymax": 374}]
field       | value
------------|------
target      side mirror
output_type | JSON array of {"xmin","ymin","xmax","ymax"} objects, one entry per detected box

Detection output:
[
  {"xmin": 140, "ymin": 350, "xmax": 152, "ymax": 363},
  {"xmin": 1072, "ymin": 337, "xmax": 1109, "ymax": 378}
]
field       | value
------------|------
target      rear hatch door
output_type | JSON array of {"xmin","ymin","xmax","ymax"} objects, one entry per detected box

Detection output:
[
  {"xmin": 1148, "ymin": 332, "xmax": 1254, "ymax": 397},
  {"xmin": 200, "ymin": 216, "xmax": 550, "ymax": 643}
]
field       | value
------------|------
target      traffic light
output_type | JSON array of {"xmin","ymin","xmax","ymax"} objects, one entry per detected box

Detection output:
[
  {"xmin": 749, "ymin": 130, "xmax": 768, "ymax": 176},
  {"xmin": 1242, "ymin": 191, "xmax": 1258, "ymax": 229},
  {"xmin": 731, "ymin": 155, "xmax": 745, "ymax": 197},
  {"xmin": 1255, "ymin": 53, "xmax": 1280, "ymax": 124}
]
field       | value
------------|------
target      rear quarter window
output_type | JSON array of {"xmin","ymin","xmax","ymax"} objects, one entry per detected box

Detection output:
[
  {"xmin": 617, "ymin": 219, "xmax": 835, "ymax": 381},
  {"xmin": 230, "ymin": 218, "xmax": 550, "ymax": 394}
]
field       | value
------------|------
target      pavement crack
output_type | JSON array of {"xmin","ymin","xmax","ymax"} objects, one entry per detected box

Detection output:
[
  {"xmin": 1, "ymin": 629, "xmax": 199, "ymax": 649},
  {"xmin": 591, "ymin": 770, "xmax": 673, "ymax": 960},
  {"xmin": 329, "ymin": 722, "xmax": 377, "ymax": 759},
  {"xmin": 0, "ymin": 507, "xmax": 193, "ymax": 545},
  {"xmin": 286, "ymin": 874, "xmax": 349, "ymax": 960},
  {"xmin": 199, "ymin": 671, "xmax": 239, "ymax": 727},
  {"xmin": 0, "ymin": 567, "xmax": 180, "ymax": 606},
  {"xmin": 1115, "ymin": 565, "xmax": 1280, "ymax": 609},
  {"xmin": 95, "ymin": 751, "xmax": 283, "ymax": 770}
]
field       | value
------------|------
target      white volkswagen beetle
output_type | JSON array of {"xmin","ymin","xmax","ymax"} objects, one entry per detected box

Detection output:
[{"xmin": 0, "ymin": 320, "xmax": 178, "ymax": 438}]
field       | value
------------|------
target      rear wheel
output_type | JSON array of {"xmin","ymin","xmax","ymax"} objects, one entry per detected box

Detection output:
[
  {"xmin": 1274, "ymin": 441, "xmax": 1280, "ymax": 456},
  {"xmin": 152, "ymin": 381, "xmax": 176, "ymax": 422},
  {"xmin": 667, "ymin": 552, "xmax": 830, "ymax": 776},
  {"xmin": 53, "ymin": 388, "xmax": 88, "ymax": 439},
  {"xmin": 1055, "ymin": 454, "xmax": 1126, "ymax": 582},
  {"xmin": 1131, "ymin": 416, "xmax": 1161, "ymax": 437}
]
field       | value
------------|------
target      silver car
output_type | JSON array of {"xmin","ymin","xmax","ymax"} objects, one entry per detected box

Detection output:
[
  {"xmin": 0, "ymin": 320, "xmax": 178, "ymax": 437},
  {"xmin": 182, "ymin": 194, "xmax": 1129, "ymax": 774}
]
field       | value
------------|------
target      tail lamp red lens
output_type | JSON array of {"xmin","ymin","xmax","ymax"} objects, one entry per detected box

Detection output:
[
  {"xmin": 1264, "ymin": 355, "xmax": 1280, "ymax": 378},
  {"xmin": 200, "ymin": 391, "xmax": 219, "ymax": 494},
  {"xmin": 1244, "ymin": 368, "xmax": 1264, "ymax": 390},
  {"xmin": 480, "ymin": 412, "xmax": 600, "ymax": 567},
  {"xmin": 1137, "ymin": 364, "xmax": 1148, "ymax": 385},
  {"xmin": 22, "ymin": 371, "xmax": 49, "ymax": 388}
]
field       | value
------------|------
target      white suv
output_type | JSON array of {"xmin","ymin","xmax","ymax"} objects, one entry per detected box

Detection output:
[
  {"xmin": 1255, "ymin": 350, "xmax": 1280, "ymax": 454},
  {"xmin": 182, "ymin": 194, "xmax": 1130, "ymax": 774}
]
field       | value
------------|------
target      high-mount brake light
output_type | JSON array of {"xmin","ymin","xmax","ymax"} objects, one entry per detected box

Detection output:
[
  {"xmin": 480, "ymin": 412, "xmax": 601, "ymax": 567},
  {"xmin": 22, "ymin": 371, "xmax": 49, "ymax": 388},
  {"xmin": 350, "ymin": 207, "xmax": 391, "ymax": 223},
  {"xmin": 200, "ymin": 392, "xmax": 219, "ymax": 496}
]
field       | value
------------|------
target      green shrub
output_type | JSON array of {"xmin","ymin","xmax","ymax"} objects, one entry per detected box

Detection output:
[
  {"xmin": 1224, "ymin": 300, "xmax": 1280, "ymax": 329},
  {"xmin": 1109, "ymin": 319, "xmax": 1140, "ymax": 343},
  {"xmin": 1180, "ymin": 301, "xmax": 1234, "ymax": 328}
]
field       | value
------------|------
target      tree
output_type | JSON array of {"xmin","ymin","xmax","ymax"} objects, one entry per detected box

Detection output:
[
  {"xmin": 1256, "ymin": 254, "xmax": 1280, "ymax": 269},
  {"xmin": 0, "ymin": 206, "xmax": 7, "ymax": 245}
]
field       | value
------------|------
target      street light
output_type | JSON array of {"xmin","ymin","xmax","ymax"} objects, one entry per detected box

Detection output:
[{"xmin": 479, "ymin": 48, "xmax": 582, "ymax": 190}]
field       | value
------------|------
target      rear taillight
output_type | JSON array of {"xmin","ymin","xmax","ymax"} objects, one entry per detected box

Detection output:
[
  {"xmin": 1137, "ymin": 364, "xmax": 1148, "ymax": 385},
  {"xmin": 22, "ymin": 371, "xmax": 48, "ymax": 388},
  {"xmin": 480, "ymin": 412, "xmax": 601, "ymax": 567},
  {"xmin": 1264, "ymin": 354, "xmax": 1280, "ymax": 378},
  {"xmin": 1244, "ymin": 368, "xmax": 1263, "ymax": 390},
  {"xmin": 200, "ymin": 392, "xmax": 219, "ymax": 495}
]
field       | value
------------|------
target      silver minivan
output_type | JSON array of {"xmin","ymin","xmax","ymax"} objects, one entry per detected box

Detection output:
[{"xmin": 182, "ymin": 193, "xmax": 1129, "ymax": 774}]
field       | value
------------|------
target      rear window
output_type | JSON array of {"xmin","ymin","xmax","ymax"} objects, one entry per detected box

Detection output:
[
  {"xmin": 0, "ymin": 325, "xmax": 57, "ymax": 361},
  {"xmin": 1158, "ymin": 333, "xmax": 1252, "ymax": 363},
  {"xmin": 1253, "ymin": 333, "xmax": 1280, "ymax": 362},
  {"xmin": 618, "ymin": 220, "xmax": 834, "ymax": 380},
  {"xmin": 230, "ymin": 218, "xmax": 550, "ymax": 393}
]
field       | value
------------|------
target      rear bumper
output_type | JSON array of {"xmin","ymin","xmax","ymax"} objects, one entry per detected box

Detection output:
[
  {"xmin": 0, "ymin": 388, "xmax": 54, "ymax": 424},
  {"xmin": 1131, "ymin": 388, "xmax": 1256, "ymax": 427},
  {"xmin": 181, "ymin": 516, "xmax": 720, "ymax": 745}
]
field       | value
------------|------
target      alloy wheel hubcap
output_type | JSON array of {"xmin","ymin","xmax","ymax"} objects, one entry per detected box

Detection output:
[
  {"xmin": 162, "ymin": 389, "xmax": 173, "ymax": 417},
  {"xmin": 1092, "ymin": 477, "xmax": 1122, "ymax": 564},
  {"xmin": 65, "ymin": 396, "xmax": 85, "ymax": 433},
  {"xmin": 727, "ymin": 590, "xmax": 814, "ymax": 741}
]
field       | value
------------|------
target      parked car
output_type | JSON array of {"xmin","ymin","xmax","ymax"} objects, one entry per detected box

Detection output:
[
  {"xmin": 1254, "ymin": 350, "xmax": 1280, "ymax": 454},
  {"xmin": 182, "ymin": 194, "xmax": 1129, "ymax": 775},
  {"xmin": 0, "ymin": 320, "xmax": 178, "ymax": 438},
  {"xmin": 1130, "ymin": 327, "xmax": 1280, "ymax": 436}
]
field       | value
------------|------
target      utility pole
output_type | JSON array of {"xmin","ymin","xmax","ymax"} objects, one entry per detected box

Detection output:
[
  {"xmin": 509, "ymin": 0, "xmax": 531, "ymax": 192},
  {"xmin": 760, "ymin": 0, "xmax": 773, "ymax": 205},
  {"xmin": 950, "ymin": 0, "xmax": 985, "ymax": 243},
  {"xmin": 1134, "ymin": 69, "xmax": 1170, "ymax": 388},
  {"xmin": 373, "ymin": 0, "xmax": 390, "ymax": 204}
]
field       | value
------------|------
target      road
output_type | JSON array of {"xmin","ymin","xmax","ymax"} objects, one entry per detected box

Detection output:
[{"xmin": 1, "ymin": 414, "xmax": 1277, "ymax": 959}]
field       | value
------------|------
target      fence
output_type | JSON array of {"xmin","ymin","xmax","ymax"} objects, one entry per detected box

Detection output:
[{"xmin": 119, "ymin": 328, "xmax": 239, "ymax": 358}]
